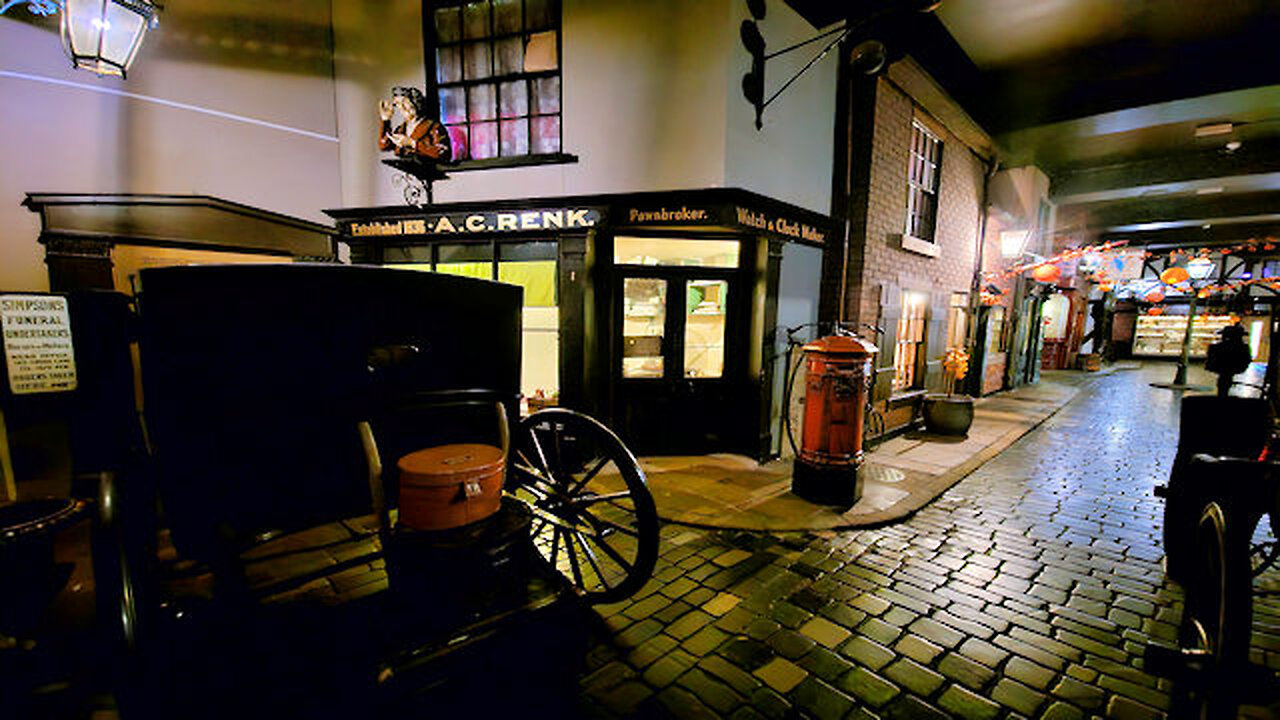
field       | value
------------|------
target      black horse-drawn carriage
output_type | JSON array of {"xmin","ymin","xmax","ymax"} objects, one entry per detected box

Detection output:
[
  {"xmin": 1153, "ymin": 387, "xmax": 1280, "ymax": 717},
  {"xmin": 86, "ymin": 264, "xmax": 659, "ymax": 717}
]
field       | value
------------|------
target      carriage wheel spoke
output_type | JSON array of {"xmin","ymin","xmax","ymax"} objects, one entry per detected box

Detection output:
[
  {"xmin": 565, "ymin": 530, "xmax": 585, "ymax": 588},
  {"xmin": 582, "ymin": 529, "xmax": 634, "ymax": 574},
  {"xmin": 525, "ymin": 504, "xmax": 580, "ymax": 533},
  {"xmin": 569, "ymin": 490, "xmax": 632, "ymax": 506},
  {"xmin": 579, "ymin": 508, "xmax": 640, "ymax": 538},
  {"xmin": 574, "ymin": 530, "xmax": 611, "ymax": 591},
  {"xmin": 566, "ymin": 455, "xmax": 612, "ymax": 497},
  {"xmin": 528, "ymin": 430, "xmax": 555, "ymax": 484},
  {"xmin": 512, "ymin": 464, "xmax": 559, "ymax": 501},
  {"xmin": 549, "ymin": 526, "xmax": 562, "ymax": 568}
]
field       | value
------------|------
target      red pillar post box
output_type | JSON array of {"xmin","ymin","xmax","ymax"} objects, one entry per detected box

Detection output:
[{"xmin": 792, "ymin": 335, "xmax": 877, "ymax": 506}]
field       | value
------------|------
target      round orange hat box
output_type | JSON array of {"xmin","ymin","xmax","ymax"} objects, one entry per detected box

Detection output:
[{"xmin": 397, "ymin": 443, "xmax": 505, "ymax": 531}]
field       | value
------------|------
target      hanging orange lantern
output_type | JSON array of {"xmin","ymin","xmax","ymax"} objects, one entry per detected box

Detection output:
[
  {"xmin": 1197, "ymin": 288, "xmax": 1211, "ymax": 299},
  {"xmin": 1147, "ymin": 306, "xmax": 1165, "ymax": 316},
  {"xmin": 1098, "ymin": 283, "xmax": 1112, "ymax": 292},
  {"xmin": 1145, "ymin": 289, "xmax": 1165, "ymax": 303},
  {"xmin": 1160, "ymin": 266, "xmax": 1190, "ymax": 285},
  {"xmin": 1031, "ymin": 264, "xmax": 1061, "ymax": 283}
]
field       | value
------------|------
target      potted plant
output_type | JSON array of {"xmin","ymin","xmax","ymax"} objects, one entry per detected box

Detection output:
[{"xmin": 922, "ymin": 347, "xmax": 975, "ymax": 435}]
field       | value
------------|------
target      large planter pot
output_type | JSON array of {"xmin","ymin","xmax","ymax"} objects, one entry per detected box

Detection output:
[{"xmin": 922, "ymin": 394, "xmax": 975, "ymax": 436}]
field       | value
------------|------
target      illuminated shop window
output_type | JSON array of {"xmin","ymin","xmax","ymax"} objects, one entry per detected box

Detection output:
[
  {"xmin": 613, "ymin": 237, "xmax": 739, "ymax": 268},
  {"xmin": 894, "ymin": 290, "xmax": 929, "ymax": 390},
  {"xmin": 430, "ymin": 0, "xmax": 562, "ymax": 162},
  {"xmin": 385, "ymin": 241, "xmax": 560, "ymax": 399},
  {"xmin": 946, "ymin": 291, "xmax": 968, "ymax": 349}
]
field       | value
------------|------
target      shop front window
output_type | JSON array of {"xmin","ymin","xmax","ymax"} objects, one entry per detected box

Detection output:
[
  {"xmin": 498, "ymin": 241, "xmax": 558, "ymax": 398},
  {"xmin": 946, "ymin": 291, "xmax": 968, "ymax": 350},
  {"xmin": 685, "ymin": 280, "xmax": 727, "ymax": 379},
  {"xmin": 382, "ymin": 240, "xmax": 559, "ymax": 401},
  {"xmin": 986, "ymin": 306, "xmax": 1006, "ymax": 354},
  {"xmin": 614, "ymin": 237, "xmax": 739, "ymax": 268},
  {"xmin": 622, "ymin": 278, "xmax": 666, "ymax": 379},
  {"xmin": 436, "ymin": 242, "xmax": 494, "ymax": 278},
  {"xmin": 894, "ymin": 290, "xmax": 929, "ymax": 390}
]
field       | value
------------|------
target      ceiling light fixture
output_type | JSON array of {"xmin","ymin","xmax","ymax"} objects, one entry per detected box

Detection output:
[
  {"xmin": 1196, "ymin": 187, "xmax": 1225, "ymax": 195},
  {"xmin": 1194, "ymin": 122, "xmax": 1234, "ymax": 137},
  {"xmin": 1225, "ymin": 140, "xmax": 1243, "ymax": 152}
]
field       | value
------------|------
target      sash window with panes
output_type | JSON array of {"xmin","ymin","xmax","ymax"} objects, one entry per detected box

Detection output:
[
  {"xmin": 905, "ymin": 120, "xmax": 942, "ymax": 243},
  {"xmin": 894, "ymin": 290, "xmax": 929, "ymax": 390},
  {"xmin": 430, "ymin": 0, "xmax": 563, "ymax": 164}
]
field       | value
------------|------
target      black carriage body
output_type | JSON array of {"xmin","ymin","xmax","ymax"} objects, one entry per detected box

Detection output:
[{"xmin": 136, "ymin": 263, "xmax": 522, "ymax": 561}]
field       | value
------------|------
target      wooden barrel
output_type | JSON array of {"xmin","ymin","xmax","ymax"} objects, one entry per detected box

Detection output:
[{"xmin": 397, "ymin": 444, "xmax": 505, "ymax": 531}]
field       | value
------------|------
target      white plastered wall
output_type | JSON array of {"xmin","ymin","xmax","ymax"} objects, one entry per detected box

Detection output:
[
  {"xmin": 332, "ymin": 0, "xmax": 834, "ymax": 212},
  {"xmin": 0, "ymin": 2, "xmax": 343, "ymax": 292}
]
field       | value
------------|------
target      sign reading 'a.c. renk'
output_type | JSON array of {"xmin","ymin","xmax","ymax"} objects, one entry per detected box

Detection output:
[
  {"xmin": 1, "ymin": 294, "xmax": 77, "ymax": 395},
  {"xmin": 348, "ymin": 207, "xmax": 601, "ymax": 237}
]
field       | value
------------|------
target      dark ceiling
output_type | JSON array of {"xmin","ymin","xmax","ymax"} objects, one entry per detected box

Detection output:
[{"xmin": 782, "ymin": 0, "xmax": 1280, "ymax": 250}]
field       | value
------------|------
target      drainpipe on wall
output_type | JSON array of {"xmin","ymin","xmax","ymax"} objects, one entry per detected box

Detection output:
[{"xmin": 966, "ymin": 155, "xmax": 999, "ymax": 395}]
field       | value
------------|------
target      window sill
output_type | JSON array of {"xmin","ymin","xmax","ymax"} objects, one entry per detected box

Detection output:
[
  {"xmin": 444, "ymin": 153, "xmax": 579, "ymax": 172},
  {"xmin": 887, "ymin": 388, "xmax": 926, "ymax": 406},
  {"xmin": 899, "ymin": 234, "xmax": 940, "ymax": 257}
]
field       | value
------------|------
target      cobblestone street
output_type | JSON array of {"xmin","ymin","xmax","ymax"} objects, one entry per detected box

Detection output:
[{"xmin": 577, "ymin": 364, "xmax": 1279, "ymax": 719}]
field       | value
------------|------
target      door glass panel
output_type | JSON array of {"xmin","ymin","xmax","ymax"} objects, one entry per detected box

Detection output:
[
  {"xmin": 614, "ymin": 237, "xmax": 739, "ymax": 268},
  {"xmin": 622, "ymin": 278, "xmax": 665, "ymax": 378},
  {"xmin": 685, "ymin": 280, "xmax": 727, "ymax": 378}
]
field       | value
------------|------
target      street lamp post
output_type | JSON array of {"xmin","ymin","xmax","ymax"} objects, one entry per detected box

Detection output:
[{"xmin": 60, "ymin": 0, "xmax": 159, "ymax": 78}]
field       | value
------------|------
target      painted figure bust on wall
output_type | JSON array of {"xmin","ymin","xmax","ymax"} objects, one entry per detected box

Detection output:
[{"xmin": 378, "ymin": 86, "xmax": 451, "ymax": 163}]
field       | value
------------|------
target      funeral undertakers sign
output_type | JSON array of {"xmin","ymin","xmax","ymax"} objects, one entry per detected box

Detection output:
[{"xmin": 1, "ymin": 294, "xmax": 77, "ymax": 395}]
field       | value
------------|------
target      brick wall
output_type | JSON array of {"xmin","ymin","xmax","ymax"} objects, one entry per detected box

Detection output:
[
  {"xmin": 842, "ymin": 74, "xmax": 986, "ymax": 404},
  {"xmin": 855, "ymin": 76, "xmax": 983, "ymax": 325}
]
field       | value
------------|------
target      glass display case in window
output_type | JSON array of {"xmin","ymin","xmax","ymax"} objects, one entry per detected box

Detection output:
[{"xmin": 1132, "ymin": 314, "xmax": 1241, "ymax": 358}]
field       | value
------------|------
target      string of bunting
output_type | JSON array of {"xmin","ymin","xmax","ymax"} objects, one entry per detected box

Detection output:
[
  {"xmin": 985, "ymin": 235, "xmax": 1280, "ymax": 285},
  {"xmin": 979, "ymin": 235, "xmax": 1280, "ymax": 306},
  {"xmin": 985, "ymin": 239, "xmax": 1130, "ymax": 282}
]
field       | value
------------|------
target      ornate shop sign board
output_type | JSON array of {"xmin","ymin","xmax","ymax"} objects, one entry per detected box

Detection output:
[
  {"xmin": 346, "ymin": 207, "xmax": 602, "ymax": 238},
  {"xmin": 733, "ymin": 206, "xmax": 826, "ymax": 244},
  {"xmin": 618, "ymin": 202, "xmax": 827, "ymax": 244},
  {"xmin": 624, "ymin": 205, "xmax": 716, "ymax": 224},
  {"xmin": 1, "ymin": 295, "xmax": 77, "ymax": 395}
]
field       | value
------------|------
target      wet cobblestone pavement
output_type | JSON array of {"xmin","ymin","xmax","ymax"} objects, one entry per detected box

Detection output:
[{"xmin": 577, "ymin": 364, "xmax": 1280, "ymax": 719}]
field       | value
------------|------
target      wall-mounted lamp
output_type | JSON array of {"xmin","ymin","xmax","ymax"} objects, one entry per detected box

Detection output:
[{"xmin": 61, "ymin": 0, "xmax": 159, "ymax": 78}]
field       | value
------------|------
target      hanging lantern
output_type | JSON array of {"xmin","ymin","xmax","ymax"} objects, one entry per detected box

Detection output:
[
  {"xmin": 1098, "ymin": 283, "xmax": 1112, "ymax": 292},
  {"xmin": 1160, "ymin": 266, "xmax": 1190, "ymax": 285},
  {"xmin": 1147, "ymin": 306, "xmax": 1165, "ymax": 316},
  {"xmin": 1145, "ymin": 289, "xmax": 1165, "ymax": 303},
  {"xmin": 1031, "ymin": 264, "xmax": 1061, "ymax": 283},
  {"xmin": 61, "ymin": 0, "xmax": 160, "ymax": 78},
  {"xmin": 1197, "ymin": 288, "xmax": 1211, "ymax": 299}
]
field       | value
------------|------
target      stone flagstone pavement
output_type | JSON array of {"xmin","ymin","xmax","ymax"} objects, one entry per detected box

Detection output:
[{"xmin": 637, "ymin": 374, "xmax": 1085, "ymax": 531}]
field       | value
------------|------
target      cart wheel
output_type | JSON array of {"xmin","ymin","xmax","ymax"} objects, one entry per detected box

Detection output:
[
  {"xmin": 509, "ymin": 408, "xmax": 658, "ymax": 604},
  {"xmin": 1176, "ymin": 500, "xmax": 1256, "ymax": 718}
]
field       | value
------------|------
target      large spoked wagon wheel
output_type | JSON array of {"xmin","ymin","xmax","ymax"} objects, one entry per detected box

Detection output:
[
  {"xmin": 508, "ymin": 409, "xmax": 658, "ymax": 604},
  {"xmin": 1175, "ymin": 500, "xmax": 1257, "ymax": 719}
]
